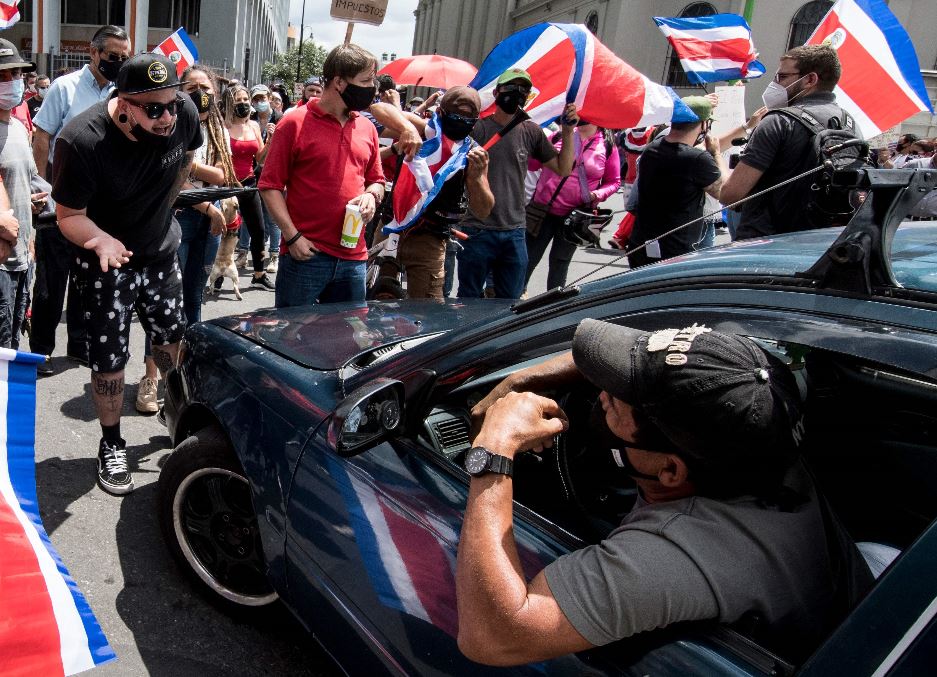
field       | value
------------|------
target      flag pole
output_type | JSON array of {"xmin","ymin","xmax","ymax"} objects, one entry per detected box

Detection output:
[
  {"xmin": 344, "ymin": 22, "xmax": 355, "ymax": 45},
  {"xmin": 742, "ymin": 0, "xmax": 756, "ymax": 23}
]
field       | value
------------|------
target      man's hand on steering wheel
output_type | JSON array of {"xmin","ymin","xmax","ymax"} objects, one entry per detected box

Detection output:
[{"xmin": 473, "ymin": 392, "xmax": 569, "ymax": 457}]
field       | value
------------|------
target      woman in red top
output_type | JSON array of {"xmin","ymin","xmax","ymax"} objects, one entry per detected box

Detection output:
[{"xmin": 224, "ymin": 84, "xmax": 274, "ymax": 289}]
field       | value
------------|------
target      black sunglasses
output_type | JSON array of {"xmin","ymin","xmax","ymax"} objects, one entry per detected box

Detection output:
[
  {"xmin": 125, "ymin": 94, "xmax": 184, "ymax": 120},
  {"xmin": 498, "ymin": 83, "xmax": 531, "ymax": 95}
]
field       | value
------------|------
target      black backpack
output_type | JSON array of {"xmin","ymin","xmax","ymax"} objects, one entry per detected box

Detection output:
[{"xmin": 768, "ymin": 106, "xmax": 871, "ymax": 230}]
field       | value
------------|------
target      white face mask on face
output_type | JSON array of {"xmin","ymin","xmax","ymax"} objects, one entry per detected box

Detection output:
[{"xmin": 762, "ymin": 74, "xmax": 808, "ymax": 110}]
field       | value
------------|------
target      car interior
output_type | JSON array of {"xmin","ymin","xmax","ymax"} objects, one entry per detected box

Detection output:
[{"xmin": 412, "ymin": 331, "xmax": 937, "ymax": 670}]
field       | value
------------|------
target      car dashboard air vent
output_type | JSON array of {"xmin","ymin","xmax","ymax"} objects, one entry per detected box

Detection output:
[{"xmin": 424, "ymin": 408, "xmax": 472, "ymax": 459}]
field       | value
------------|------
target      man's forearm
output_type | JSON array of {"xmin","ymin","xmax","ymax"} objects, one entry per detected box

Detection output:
[
  {"xmin": 58, "ymin": 213, "xmax": 106, "ymax": 248},
  {"xmin": 466, "ymin": 174, "xmax": 494, "ymax": 219},
  {"xmin": 260, "ymin": 189, "xmax": 297, "ymax": 237},
  {"xmin": 33, "ymin": 129, "xmax": 50, "ymax": 178},
  {"xmin": 556, "ymin": 128, "xmax": 576, "ymax": 176}
]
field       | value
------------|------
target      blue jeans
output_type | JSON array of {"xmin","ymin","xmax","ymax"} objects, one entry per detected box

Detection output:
[
  {"xmin": 262, "ymin": 201, "xmax": 281, "ymax": 255},
  {"xmin": 456, "ymin": 227, "xmax": 528, "ymax": 299},
  {"xmin": 0, "ymin": 269, "xmax": 28, "ymax": 349},
  {"xmin": 274, "ymin": 252, "xmax": 367, "ymax": 308},
  {"xmin": 176, "ymin": 207, "xmax": 211, "ymax": 325}
]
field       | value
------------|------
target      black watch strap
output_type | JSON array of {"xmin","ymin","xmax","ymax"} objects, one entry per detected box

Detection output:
[{"xmin": 488, "ymin": 453, "xmax": 513, "ymax": 477}]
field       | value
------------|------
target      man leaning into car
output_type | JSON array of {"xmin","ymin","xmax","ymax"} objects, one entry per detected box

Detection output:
[{"xmin": 456, "ymin": 319, "xmax": 873, "ymax": 665}]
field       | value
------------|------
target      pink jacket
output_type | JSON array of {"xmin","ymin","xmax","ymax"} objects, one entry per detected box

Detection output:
[{"xmin": 531, "ymin": 129, "xmax": 621, "ymax": 216}]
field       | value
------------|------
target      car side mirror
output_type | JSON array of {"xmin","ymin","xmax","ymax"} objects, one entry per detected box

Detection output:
[{"xmin": 328, "ymin": 378, "xmax": 404, "ymax": 457}]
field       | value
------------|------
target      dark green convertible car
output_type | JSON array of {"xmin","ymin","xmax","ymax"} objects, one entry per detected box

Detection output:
[{"xmin": 159, "ymin": 169, "xmax": 937, "ymax": 675}]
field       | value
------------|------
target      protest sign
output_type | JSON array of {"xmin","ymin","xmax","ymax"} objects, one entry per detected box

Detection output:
[
  {"xmin": 331, "ymin": 0, "xmax": 388, "ymax": 26},
  {"xmin": 712, "ymin": 85, "xmax": 747, "ymax": 137},
  {"xmin": 865, "ymin": 125, "xmax": 901, "ymax": 149}
]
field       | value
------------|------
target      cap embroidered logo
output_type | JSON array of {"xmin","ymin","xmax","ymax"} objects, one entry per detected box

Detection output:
[{"xmin": 148, "ymin": 62, "xmax": 169, "ymax": 83}]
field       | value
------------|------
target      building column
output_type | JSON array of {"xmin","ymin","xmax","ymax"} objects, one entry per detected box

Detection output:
[
  {"xmin": 125, "ymin": 0, "xmax": 151, "ymax": 54},
  {"xmin": 31, "ymin": 0, "xmax": 61, "ymax": 75}
]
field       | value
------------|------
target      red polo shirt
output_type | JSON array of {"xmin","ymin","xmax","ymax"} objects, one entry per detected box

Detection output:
[{"xmin": 259, "ymin": 98, "xmax": 384, "ymax": 260}]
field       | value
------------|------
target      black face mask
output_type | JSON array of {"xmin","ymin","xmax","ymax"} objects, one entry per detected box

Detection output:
[
  {"xmin": 97, "ymin": 58, "xmax": 123, "ymax": 82},
  {"xmin": 439, "ymin": 111, "xmax": 477, "ymax": 142},
  {"xmin": 190, "ymin": 90, "xmax": 214, "ymax": 114},
  {"xmin": 611, "ymin": 446, "xmax": 661, "ymax": 482},
  {"xmin": 233, "ymin": 102, "xmax": 251, "ymax": 118},
  {"xmin": 340, "ymin": 82, "xmax": 377, "ymax": 112},
  {"xmin": 495, "ymin": 90, "xmax": 526, "ymax": 114},
  {"xmin": 127, "ymin": 110, "xmax": 175, "ymax": 149}
]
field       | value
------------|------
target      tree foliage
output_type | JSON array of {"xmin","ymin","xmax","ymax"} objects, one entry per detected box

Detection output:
[{"xmin": 261, "ymin": 41, "xmax": 328, "ymax": 90}]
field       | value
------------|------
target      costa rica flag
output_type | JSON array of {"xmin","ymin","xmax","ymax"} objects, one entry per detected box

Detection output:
[
  {"xmin": 470, "ymin": 23, "xmax": 691, "ymax": 130},
  {"xmin": 805, "ymin": 0, "xmax": 933, "ymax": 137},
  {"xmin": 653, "ymin": 13, "xmax": 766, "ymax": 84},
  {"xmin": 382, "ymin": 111, "xmax": 473, "ymax": 235},
  {"xmin": 0, "ymin": 349, "xmax": 115, "ymax": 675},
  {"xmin": 153, "ymin": 27, "xmax": 199, "ymax": 76},
  {"xmin": 0, "ymin": 0, "xmax": 20, "ymax": 29}
]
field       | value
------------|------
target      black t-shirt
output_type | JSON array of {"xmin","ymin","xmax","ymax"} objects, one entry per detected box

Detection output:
[
  {"xmin": 52, "ymin": 95, "xmax": 203, "ymax": 265},
  {"xmin": 736, "ymin": 92, "xmax": 845, "ymax": 239},
  {"xmin": 630, "ymin": 138, "xmax": 720, "ymax": 258},
  {"xmin": 26, "ymin": 95, "xmax": 43, "ymax": 120}
]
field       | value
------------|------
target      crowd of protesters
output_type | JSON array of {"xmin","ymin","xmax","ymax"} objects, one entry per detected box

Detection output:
[{"xmin": 0, "ymin": 22, "xmax": 932, "ymax": 496}]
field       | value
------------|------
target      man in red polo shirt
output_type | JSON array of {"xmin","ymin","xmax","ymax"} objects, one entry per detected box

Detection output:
[{"xmin": 261, "ymin": 44, "xmax": 397, "ymax": 307}]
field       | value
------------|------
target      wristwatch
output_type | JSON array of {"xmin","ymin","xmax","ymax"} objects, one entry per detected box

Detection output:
[{"xmin": 464, "ymin": 446, "xmax": 513, "ymax": 478}]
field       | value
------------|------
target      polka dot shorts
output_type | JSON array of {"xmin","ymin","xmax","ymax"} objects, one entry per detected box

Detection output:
[{"xmin": 73, "ymin": 254, "xmax": 186, "ymax": 373}]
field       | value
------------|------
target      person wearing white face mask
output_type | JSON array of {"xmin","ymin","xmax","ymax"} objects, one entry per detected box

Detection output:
[
  {"xmin": 26, "ymin": 74, "xmax": 50, "ymax": 119},
  {"xmin": 721, "ymin": 45, "xmax": 849, "ymax": 240},
  {"xmin": 0, "ymin": 40, "xmax": 44, "ymax": 350}
]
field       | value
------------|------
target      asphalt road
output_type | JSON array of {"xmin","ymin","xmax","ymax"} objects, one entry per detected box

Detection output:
[{"xmin": 31, "ymin": 190, "xmax": 726, "ymax": 675}]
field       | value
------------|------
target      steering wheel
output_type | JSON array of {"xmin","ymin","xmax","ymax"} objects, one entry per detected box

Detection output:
[{"xmin": 556, "ymin": 384, "xmax": 639, "ymax": 539}]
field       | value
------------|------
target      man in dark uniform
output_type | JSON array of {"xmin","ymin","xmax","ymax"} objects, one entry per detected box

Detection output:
[{"xmin": 53, "ymin": 54, "xmax": 202, "ymax": 495}]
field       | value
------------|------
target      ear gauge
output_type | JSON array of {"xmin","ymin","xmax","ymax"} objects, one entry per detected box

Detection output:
[{"xmin": 118, "ymin": 113, "xmax": 128, "ymax": 123}]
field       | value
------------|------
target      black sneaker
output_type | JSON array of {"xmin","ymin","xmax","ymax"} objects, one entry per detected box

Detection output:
[
  {"xmin": 250, "ymin": 273, "xmax": 276, "ymax": 290},
  {"xmin": 97, "ymin": 438, "xmax": 134, "ymax": 495},
  {"xmin": 36, "ymin": 358, "xmax": 54, "ymax": 377}
]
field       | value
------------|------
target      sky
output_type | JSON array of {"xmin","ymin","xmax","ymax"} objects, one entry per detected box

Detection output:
[{"xmin": 288, "ymin": 0, "xmax": 419, "ymax": 60}]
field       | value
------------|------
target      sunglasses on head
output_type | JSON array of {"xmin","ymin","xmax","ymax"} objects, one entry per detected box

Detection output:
[
  {"xmin": 125, "ymin": 93, "xmax": 184, "ymax": 119},
  {"xmin": 498, "ymin": 83, "xmax": 530, "ymax": 94}
]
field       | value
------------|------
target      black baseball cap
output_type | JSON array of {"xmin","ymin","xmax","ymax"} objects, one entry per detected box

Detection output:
[
  {"xmin": 0, "ymin": 38, "xmax": 36, "ymax": 71},
  {"xmin": 116, "ymin": 54, "xmax": 181, "ymax": 94},
  {"xmin": 572, "ymin": 319, "xmax": 804, "ymax": 472}
]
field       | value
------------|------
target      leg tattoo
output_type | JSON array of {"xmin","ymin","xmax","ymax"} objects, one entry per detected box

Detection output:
[{"xmin": 91, "ymin": 371, "xmax": 125, "ymax": 426}]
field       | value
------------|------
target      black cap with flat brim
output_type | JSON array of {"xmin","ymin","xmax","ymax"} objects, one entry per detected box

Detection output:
[
  {"xmin": 0, "ymin": 38, "xmax": 36, "ymax": 71},
  {"xmin": 116, "ymin": 54, "xmax": 181, "ymax": 94}
]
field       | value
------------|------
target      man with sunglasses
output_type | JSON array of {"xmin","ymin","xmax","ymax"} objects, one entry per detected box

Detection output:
[
  {"xmin": 721, "ymin": 45, "xmax": 851, "ymax": 240},
  {"xmin": 51, "ymin": 54, "xmax": 202, "ymax": 496},
  {"xmin": 29, "ymin": 24, "xmax": 130, "ymax": 374},
  {"xmin": 457, "ymin": 68, "xmax": 576, "ymax": 300}
]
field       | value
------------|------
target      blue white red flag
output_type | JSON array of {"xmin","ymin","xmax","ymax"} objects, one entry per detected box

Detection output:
[
  {"xmin": 653, "ymin": 13, "xmax": 766, "ymax": 84},
  {"xmin": 0, "ymin": 349, "xmax": 115, "ymax": 675},
  {"xmin": 0, "ymin": 0, "xmax": 20, "ymax": 28},
  {"xmin": 470, "ymin": 23, "xmax": 690, "ymax": 130},
  {"xmin": 805, "ymin": 0, "xmax": 933, "ymax": 137},
  {"xmin": 382, "ymin": 111, "xmax": 473, "ymax": 235},
  {"xmin": 153, "ymin": 27, "xmax": 199, "ymax": 76}
]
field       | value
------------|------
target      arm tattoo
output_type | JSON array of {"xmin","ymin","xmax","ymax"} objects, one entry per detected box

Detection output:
[{"xmin": 167, "ymin": 151, "xmax": 196, "ymax": 206}]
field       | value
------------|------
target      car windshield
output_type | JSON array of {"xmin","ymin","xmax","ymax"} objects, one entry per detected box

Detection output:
[{"xmin": 892, "ymin": 222, "xmax": 937, "ymax": 293}]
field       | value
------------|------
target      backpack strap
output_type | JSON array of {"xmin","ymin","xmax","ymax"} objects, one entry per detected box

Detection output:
[{"xmin": 769, "ymin": 105, "xmax": 856, "ymax": 135}]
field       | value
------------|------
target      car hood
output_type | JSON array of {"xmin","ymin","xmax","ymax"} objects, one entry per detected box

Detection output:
[{"xmin": 210, "ymin": 299, "xmax": 515, "ymax": 370}]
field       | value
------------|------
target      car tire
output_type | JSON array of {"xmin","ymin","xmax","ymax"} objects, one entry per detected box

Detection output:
[
  {"xmin": 158, "ymin": 425, "xmax": 279, "ymax": 613},
  {"xmin": 367, "ymin": 275, "xmax": 406, "ymax": 300}
]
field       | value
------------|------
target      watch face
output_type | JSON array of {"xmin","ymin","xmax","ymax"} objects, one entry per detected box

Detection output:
[{"xmin": 465, "ymin": 448, "xmax": 489, "ymax": 475}]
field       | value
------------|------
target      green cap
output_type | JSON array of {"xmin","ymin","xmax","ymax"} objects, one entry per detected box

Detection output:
[
  {"xmin": 496, "ymin": 68, "xmax": 532, "ymax": 87},
  {"xmin": 682, "ymin": 95, "xmax": 714, "ymax": 122}
]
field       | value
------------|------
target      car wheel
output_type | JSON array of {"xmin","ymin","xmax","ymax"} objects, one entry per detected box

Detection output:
[{"xmin": 158, "ymin": 425, "xmax": 278, "ymax": 611}]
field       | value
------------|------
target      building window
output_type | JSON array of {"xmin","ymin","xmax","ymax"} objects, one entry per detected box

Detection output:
[
  {"xmin": 664, "ymin": 2, "xmax": 717, "ymax": 88},
  {"xmin": 149, "ymin": 0, "xmax": 201, "ymax": 34},
  {"xmin": 585, "ymin": 11, "xmax": 599, "ymax": 35},
  {"xmin": 787, "ymin": 1, "xmax": 834, "ymax": 50},
  {"xmin": 61, "ymin": 0, "xmax": 126, "ymax": 25}
]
